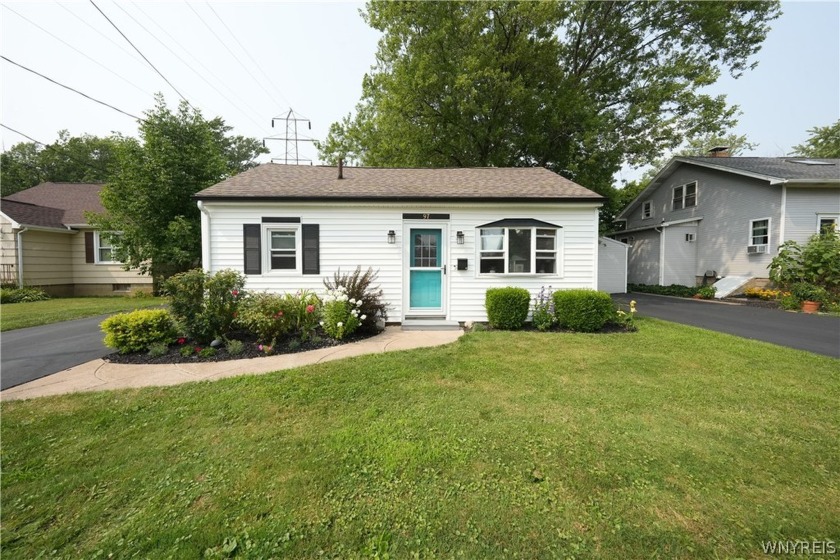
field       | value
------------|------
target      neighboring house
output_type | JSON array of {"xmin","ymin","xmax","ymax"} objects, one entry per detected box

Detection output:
[
  {"xmin": 613, "ymin": 154, "xmax": 840, "ymax": 292},
  {"xmin": 194, "ymin": 164, "xmax": 605, "ymax": 325},
  {"xmin": 0, "ymin": 182, "xmax": 152, "ymax": 296}
]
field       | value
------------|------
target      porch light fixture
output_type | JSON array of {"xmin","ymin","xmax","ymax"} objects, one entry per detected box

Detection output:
[
  {"xmin": 456, "ymin": 231, "xmax": 465, "ymax": 245},
  {"xmin": 387, "ymin": 230, "xmax": 396, "ymax": 244}
]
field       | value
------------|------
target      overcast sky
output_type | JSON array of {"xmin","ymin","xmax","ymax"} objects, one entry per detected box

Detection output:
[{"xmin": 2, "ymin": 1, "xmax": 838, "ymax": 181}]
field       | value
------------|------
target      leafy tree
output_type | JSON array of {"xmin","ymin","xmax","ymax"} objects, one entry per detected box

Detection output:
[
  {"xmin": 318, "ymin": 1, "xmax": 780, "ymax": 211},
  {"xmin": 1, "ymin": 131, "xmax": 123, "ymax": 196},
  {"xmin": 89, "ymin": 96, "xmax": 267, "ymax": 286},
  {"xmin": 791, "ymin": 120, "xmax": 840, "ymax": 158}
]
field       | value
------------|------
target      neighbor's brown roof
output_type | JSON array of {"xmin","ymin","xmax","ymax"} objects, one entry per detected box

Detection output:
[
  {"xmin": 195, "ymin": 165, "xmax": 603, "ymax": 201},
  {"xmin": 2, "ymin": 182, "xmax": 104, "ymax": 227}
]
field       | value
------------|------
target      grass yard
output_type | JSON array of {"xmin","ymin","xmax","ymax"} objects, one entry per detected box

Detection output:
[
  {"xmin": 2, "ymin": 318, "xmax": 838, "ymax": 559},
  {"xmin": 0, "ymin": 296, "xmax": 166, "ymax": 331}
]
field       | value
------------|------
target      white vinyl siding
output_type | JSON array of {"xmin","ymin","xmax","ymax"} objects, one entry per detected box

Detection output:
[
  {"xmin": 784, "ymin": 187, "xmax": 840, "ymax": 244},
  {"xmin": 201, "ymin": 202, "xmax": 600, "ymax": 322}
]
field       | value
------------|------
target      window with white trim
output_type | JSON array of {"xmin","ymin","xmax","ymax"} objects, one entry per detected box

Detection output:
[
  {"xmin": 642, "ymin": 201, "xmax": 652, "ymax": 219},
  {"xmin": 478, "ymin": 227, "xmax": 558, "ymax": 274},
  {"xmin": 94, "ymin": 231, "xmax": 121, "ymax": 264},
  {"xmin": 749, "ymin": 218, "xmax": 770, "ymax": 247},
  {"xmin": 817, "ymin": 214, "xmax": 839, "ymax": 234},
  {"xmin": 672, "ymin": 181, "xmax": 697, "ymax": 210},
  {"xmin": 266, "ymin": 227, "xmax": 299, "ymax": 271}
]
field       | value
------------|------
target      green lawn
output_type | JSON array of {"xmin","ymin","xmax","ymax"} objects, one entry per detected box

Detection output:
[
  {"xmin": 0, "ymin": 296, "xmax": 166, "ymax": 331},
  {"xmin": 2, "ymin": 318, "xmax": 838, "ymax": 559}
]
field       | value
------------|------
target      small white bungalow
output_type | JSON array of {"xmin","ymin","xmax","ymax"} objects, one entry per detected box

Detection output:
[{"xmin": 194, "ymin": 164, "xmax": 604, "ymax": 325}]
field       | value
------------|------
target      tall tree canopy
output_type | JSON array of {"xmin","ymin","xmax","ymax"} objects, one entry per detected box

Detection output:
[
  {"xmin": 89, "ymin": 96, "xmax": 267, "ymax": 284},
  {"xmin": 1, "ymin": 131, "xmax": 124, "ymax": 196},
  {"xmin": 791, "ymin": 120, "xmax": 840, "ymax": 158},
  {"xmin": 319, "ymin": 1, "xmax": 779, "ymax": 205}
]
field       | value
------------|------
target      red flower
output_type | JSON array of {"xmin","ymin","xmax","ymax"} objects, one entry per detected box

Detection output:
[
  {"xmin": 231, "ymin": 289, "xmax": 239, "ymax": 297},
  {"xmin": 177, "ymin": 337, "xmax": 186, "ymax": 345},
  {"xmin": 194, "ymin": 347, "xmax": 202, "ymax": 353},
  {"xmin": 306, "ymin": 304, "xmax": 315, "ymax": 313},
  {"xmin": 275, "ymin": 311, "xmax": 284, "ymax": 318}
]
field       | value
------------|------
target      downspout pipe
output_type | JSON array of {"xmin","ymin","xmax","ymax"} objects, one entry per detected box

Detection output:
[
  {"xmin": 16, "ymin": 227, "xmax": 28, "ymax": 287},
  {"xmin": 197, "ymin": 201, "xmax": 211, "ymax": 272}
]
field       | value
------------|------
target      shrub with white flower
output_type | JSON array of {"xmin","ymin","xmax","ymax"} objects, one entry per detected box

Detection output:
[{"xmin": 321, "ymin": 286, "xmax": 361, "ymax": 340}]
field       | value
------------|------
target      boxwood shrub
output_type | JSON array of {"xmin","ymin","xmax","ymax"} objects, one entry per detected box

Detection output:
[
  {"xmin": 553, "ymin": 289, "xmax": 615, "ymax": 332},
  {"xmin": 485, "ymin": 287, "xmax": 531, "ymax": 330},
  {"xmin": 101, "ymin": 309, "xmax": 177, "ymax": 353}
]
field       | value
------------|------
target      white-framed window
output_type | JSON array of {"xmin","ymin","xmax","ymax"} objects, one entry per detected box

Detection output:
[
  {"xmin": 817, "ymin": 214, "xmax": 839, "ymax": 234},
  {"xmin": 478, "ymin": 227, "xmax": 559, "ymax": 275},
  {"xmin": 264, "ymin": 226, "xmax": 300, "ymax": 272},
  {"xmin": 94, "ymin": 231, "xmax": 121, "ymax": 264},
  {"xmin": 672, "ymin": 181, "xmax": 697, "ymax": 210},
  {"xmin": 749, "ymin": 217, "xmax": 770, "ymax": 247},
  {"xmin": 642, "ymin": 201, "xmax": 652, "ymax": 219}
]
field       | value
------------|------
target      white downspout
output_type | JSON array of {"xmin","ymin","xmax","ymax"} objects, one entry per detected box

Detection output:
[
  {"xmin": 655, "ymin": 226, "xmax": 664, "ymax": 285},
  {"xmin": 779, "ymin": 184, "xmax": 787, "ymax": 248},
  {"xmin": 197, "ymin": 201, "xmax": 211, "ymax": 272},
  {"xmin": 16, "ymin": 227, "xmax": 28, "ymax": 286}
]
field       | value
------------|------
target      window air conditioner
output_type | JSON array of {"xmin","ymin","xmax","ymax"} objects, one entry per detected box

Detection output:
[{"xmin": 747, "ymin": 245, "xmax": 767, "ymax": 254}]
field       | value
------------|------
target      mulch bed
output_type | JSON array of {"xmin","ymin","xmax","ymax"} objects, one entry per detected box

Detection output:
[
  {"xmin": 105, "ymin": 329, "xmax": 382, "ymax": 365},
  {"xmin": 719, "ymin": 297, "xmax": 782, "ymax": 309}
]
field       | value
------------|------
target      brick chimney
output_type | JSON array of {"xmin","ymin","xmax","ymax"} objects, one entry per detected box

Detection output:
[{"xmin": 708, "ymin": 146, "xmax": 731, "ymax": 158}]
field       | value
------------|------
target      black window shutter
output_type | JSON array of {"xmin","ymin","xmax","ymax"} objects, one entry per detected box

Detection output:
[
  {"xmin": 243, "ymin": 224, "xmax": 261, "ymax": 275},
  {"xmin": 85, "ymin": 232, "xmax": 95, "ymax": 263},
  {"xmin": 302, "ymin": 224, "xmax": 320, "ymax": 275}
]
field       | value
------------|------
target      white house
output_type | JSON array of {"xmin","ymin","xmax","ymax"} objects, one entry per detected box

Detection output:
[{"xmin": 194, "ymin": 164, "xmax": 604, "ymax": 325}]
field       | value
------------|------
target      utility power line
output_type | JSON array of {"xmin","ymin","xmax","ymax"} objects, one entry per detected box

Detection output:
[
  {"xmin": 0, "ymin": 123, "xmax": 110, "ymax": 177},
  {"xmin": 1, "ymin": 56, "xmax": 142, "ymax": 121},
  {"xmin": 54, "ymin": 1, "xmax": 147, "ymax": 67},
  {"xmin": 1, "ymin": 3, "xmax": 152, "ymax": 98},
  {"xmin": 89, "ymin": 0, "xmax": 192, "ymax": 107}
]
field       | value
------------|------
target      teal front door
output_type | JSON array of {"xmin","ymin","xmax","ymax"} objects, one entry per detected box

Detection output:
[{"xmin": 409, "ymin": 228, "xmax": 443, "ymax": 310}]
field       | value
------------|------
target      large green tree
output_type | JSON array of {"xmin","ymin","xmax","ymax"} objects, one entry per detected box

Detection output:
[
  {"xmin": 319, "ymin": 1, "xmax": 779, "ymax": 210},
  {"xmin": 791, "ymin": 120, "xmax": 840, "ymax": 158},
  {"xmin": 1, "ymin": 131, "xmax": 124, "ymax": 197},
  {"xmin": 89, "ymin": 96, "xmax": 267, "ymax": 284}
]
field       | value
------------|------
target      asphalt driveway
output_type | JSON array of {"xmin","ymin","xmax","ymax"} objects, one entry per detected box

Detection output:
[
  {"xmin": 1, "ymin": 314, "xmax": 112, "ymax": 391},
  {"xmin": 613, "ymin": 293, "xmax": 840, "ymax": 359}
]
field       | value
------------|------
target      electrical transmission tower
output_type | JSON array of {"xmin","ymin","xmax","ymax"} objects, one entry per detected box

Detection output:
[{"xmin": 263, "ymin": 109, "xmax": 314, "ymax": 165}]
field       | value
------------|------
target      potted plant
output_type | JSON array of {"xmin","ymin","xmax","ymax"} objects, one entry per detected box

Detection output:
[{"xmin": 790, "ymin": 283, "xmax": 828, "ymax": 314}]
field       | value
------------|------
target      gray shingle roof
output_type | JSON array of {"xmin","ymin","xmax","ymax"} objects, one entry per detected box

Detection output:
[
  {"xmin": 3, "ymin": 182, "xmax": 105, "ymax": 225},
  {"xmin": 679, "ymin": 157, "xmax": 840, "ymax": 181},
  {"xmin": 0, "ymin": 199, "xmax": 67, "ymax": 229},
  {"xmin": 195, "ymin": 165, "xmax": 603, "ymax": 201}
]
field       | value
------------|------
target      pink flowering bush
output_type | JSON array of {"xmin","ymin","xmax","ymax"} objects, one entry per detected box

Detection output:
[
  {"xmin": 283, "ymin": 290, "xmax": 321, "ymax": 341},
  {"xmin": 235, "ymin": 293, "xmax": 293, "ymax": 343},
  {"xmin": 164, "ymin": 268, "xmax": 245, "ymax": 343}
]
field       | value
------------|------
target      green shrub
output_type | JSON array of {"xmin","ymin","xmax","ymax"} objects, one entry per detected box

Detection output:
[
  {"xmin": 553, "ymin": 289, "xmax": 615, "ymax": 332},
  {"xmin": 224, "ymin": 338, "xmax": 245, "ymax": 356},
  {"xmin": 236, "ymin": 292, "xmax": 293, "ymax": 342},
  {"xmin": 147, "ymin": 341, "xmax": 169, "ymax": 357},
  {"xmin": 485, "ymin": 287, "xmax": 530, "ymax": 330},
  {"xmin": 697, "ymin": 286, "xmax": 716, "ymax": 300},
  {"xmin": 164, "ymin": 268, "xmax": 245, "ymax": 343},
  {"xmin": 771, "ymin": 230, "xmax": 840, "ymax": 297},
  {"xmin": 101, "ymin": 309, "xmax": 176, "ymax": 354},
  {"xmin": 628, "ymin": 283, "xmax": 700, "ymax": 297},
  {"xmin": 179, "ymin": 345, "xmax": 195, "ymax": 358},
  {"xmin": 198, "ymin": 347, "xmax": 217, "ymax": 358},
  {"xmin": 790, "ymin": 282, "xmax": 830, "ymax": 304},
  {"xmin": 0, "ymin": 286, "xmax": 50, "ymax": 303},
  {"xmin": 284, "ymin": 290, "xmax": 321, "ymax": 340},
  {"xmin": 324, "ymin": 266, "xmax": 388, "ymax": 333},
  {"xmin": 321, "ymin": 286, "xmax": 362, "ymax": 340}
]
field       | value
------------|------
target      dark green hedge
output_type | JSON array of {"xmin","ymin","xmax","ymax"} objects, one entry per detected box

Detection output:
[
  {"xmin": 553, "ymin": 289, "xmax": 615, "ymax": 332},
  {"xmin": 485, "ymin": 287, "xmax": 531, "ymax": 330},
  {"xmin": 628, "ymin": 283, "xmax": 700, "ymax": 297}
]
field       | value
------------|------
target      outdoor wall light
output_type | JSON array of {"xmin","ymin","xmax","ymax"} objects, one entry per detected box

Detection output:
[
  {"xmin": 387, "ymin": 230, "xmax": 396, "ymax": 244},
  {"xmin": 456, "ymin": 231, "xmax": 465, "ymax": 245}
]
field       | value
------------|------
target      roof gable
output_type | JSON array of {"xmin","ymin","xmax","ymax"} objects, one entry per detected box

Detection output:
[
  {"xmin": 617, "ymin": 157, "xmax": 840, "ymax": 220},
  {"xmin": 195, "ymin": 165, "xmax": 603, "ymax": 202}
]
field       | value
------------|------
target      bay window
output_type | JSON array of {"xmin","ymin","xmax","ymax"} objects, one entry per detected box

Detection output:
[{"xmin": 478, "ymin": 219, "xmax": 560, "ymax": 275}]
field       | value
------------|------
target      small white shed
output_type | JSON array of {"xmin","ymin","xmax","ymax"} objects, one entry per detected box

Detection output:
[{"xmin": 597, "ymin": 237, "xmax": 628, "ymax": 293}]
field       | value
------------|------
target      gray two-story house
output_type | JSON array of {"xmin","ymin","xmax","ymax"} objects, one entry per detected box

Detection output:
[{"xmin": 614, "ymin": 155, "xmax": 839, "ymax": 294}]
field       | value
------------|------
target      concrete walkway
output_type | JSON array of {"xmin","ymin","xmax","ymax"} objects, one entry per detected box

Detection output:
[{"xmin": 1, "ymin": 327, "xmax": 463, "ymax": 401}]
